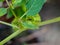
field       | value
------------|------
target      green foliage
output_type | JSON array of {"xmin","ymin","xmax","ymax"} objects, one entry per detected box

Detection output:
[
  {"xmin": 0, "ymin": 0, "xmax": 46, "ymax": 44},
  {"xmin": 0, "ymin": 8, "xmax": 7, "ymax": 17},
  {"xmin": 0, "ymin": 0, "xmax": 46, "ymax": 32},
  {"xmin": 10, "ymin": 0, "xmax": 45, "ymax": 31},
  {"xmin": 0, "ymin": 0, "xmax": 60, "ymax": 45},
  {"xmin": 0, "ymin": 0, "xmax": 4, "ymax": 2},
  {"xmin": 26, "ymin": 0, "xmax": 46, "ymax": 16},
  {"xmin": 12, "ymin": 14, "xmax": 41, "ymax": 31},
  {"xmin": 12, "ymin": 0, "xmax": 23, "ymax": 8}
]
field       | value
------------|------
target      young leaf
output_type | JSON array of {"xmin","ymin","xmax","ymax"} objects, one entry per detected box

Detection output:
[
  {"xmin": 24, "ymin": 0, "xmax": 46, "ymax": 16},
  {"xmin": 21, "ymin": 21, "xmax": 38, "ymax": 29},
  {"xmin": 12, "ymin": 0, "xmax": 23, "ymax": 8},
  {"xmin": 21, "ymin": 14, "xmax": 41, "ymax": 29},
  {"xmin": 0, "ymin": 8, "xmax": 7, "ymax": 17},
  {"xmin": 12, "ymin": 0, "xmax": 22, "ymax": 5}
]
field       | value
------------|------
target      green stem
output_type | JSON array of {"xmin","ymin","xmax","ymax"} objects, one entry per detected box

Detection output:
[
  {"xmin": 0, "ymin": 30, "xmax": 23, "ymax": 45},
  {"xmin": 0, "ymin": 21, "xmax": 19, "ymax": 29},
  {"xmin": 39, "ymin": 17, "xmax": 60, "ymax": 26},
  {"xmin": 6, "ymin": 0, "xmax": 17, "ymax": 18},
  {"xmin": 0, "ymin": 17, "xmax": 60, "ymax": 45},
  {"xmin": 20, "ymin": 12, "xmax": 26, "ymax": 20}
]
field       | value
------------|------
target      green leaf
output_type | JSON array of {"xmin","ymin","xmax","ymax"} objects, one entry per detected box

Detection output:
[
  {"xmin": 7, "ymin": 9, "xmax": 13, "ymax": 19},
  {"xmin": 21, "ymin": 21, "xmax": 38, "ymax": 29},
  {"xmin": 26, "ymin": 14, "xmax": 41, "ymax": 22},
  {"xmin": 0, "ymin": 8, "xmax": 7, "ymax": 17},
  {"xmin": 12, "ymin": 0, "xmax": 23, "ymax": 8},
  {"xmin": 26, "ymin": 0, "xmax": 33, "ymax": 10},
  {"xmin": 12, "ymin": 0, "xmax": 22, "ymax": 4},
  {"xmin": 25, "ymin": 0, "xmax": 46, "ymax": 16},
  {"xmin": 21, "ymin": 14, "xmax": 41, "ymax": 29}
]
